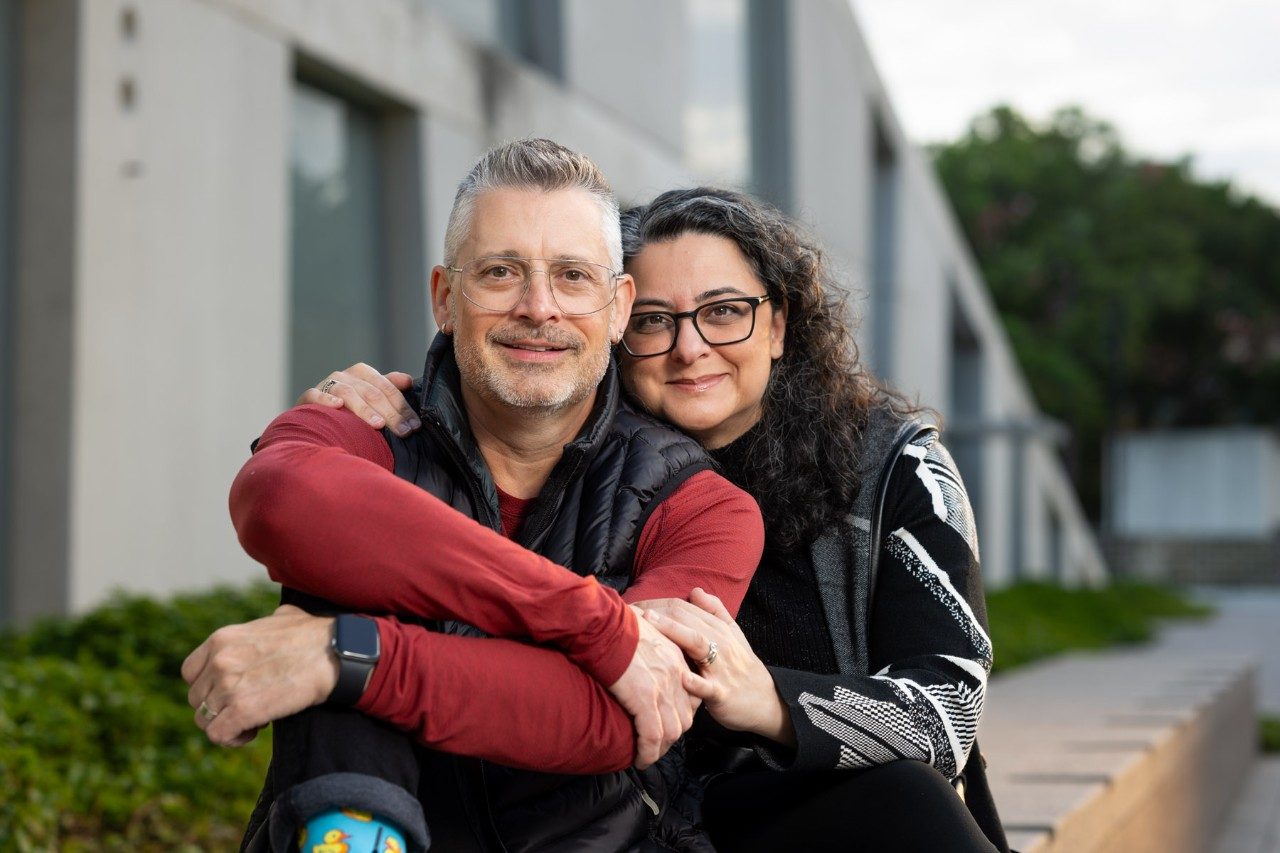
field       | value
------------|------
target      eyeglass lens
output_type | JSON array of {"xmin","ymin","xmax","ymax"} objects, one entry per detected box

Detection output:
[
  {"xmin": 622, "ymin": 298, "xmax": 763, "ymax": 356},
  {"xmin": 458, "ymin": 256, "xmax": 617, "ymax": 315}
]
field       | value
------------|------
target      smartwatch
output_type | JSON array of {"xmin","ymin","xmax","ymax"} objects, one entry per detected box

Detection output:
[{"xmin": 329, "ymin": 614, "xmax": 381, "ymax": 706}]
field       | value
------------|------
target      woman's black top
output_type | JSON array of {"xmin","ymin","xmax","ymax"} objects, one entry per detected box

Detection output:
[{"xmin": 710, "ymin": 426, "xmax": 993, "ymax": 779}]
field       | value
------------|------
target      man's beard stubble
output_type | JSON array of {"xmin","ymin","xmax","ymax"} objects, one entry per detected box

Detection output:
[{"xmin": 453, "ymin": 320, "xmax": 612, "ymax": 414}]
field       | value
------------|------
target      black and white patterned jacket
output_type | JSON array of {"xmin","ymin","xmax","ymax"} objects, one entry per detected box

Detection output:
[{"xmin": 759, "ymin": 420, "xmax": 993, "ymax": 780}]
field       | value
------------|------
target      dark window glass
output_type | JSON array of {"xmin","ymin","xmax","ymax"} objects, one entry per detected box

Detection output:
[
  {"xmin": 0, "ymin": 0, "xmax": 18, "ymax": 624},
  {"xmin": 949, "ymin": 289, "xmax": 985, "ymax": 527},
  {"xmin": 870, "ymin": 117, "xmax": 898, "ymax": 378},
  {"xmin": 289, "ymin": 81, "xmax": 387, "ymax": 399},
  {"xmin": 686, "ymin": 0, "xmax": 750, "ymax": 186},
  {"xmin": 501, "ymin": 0, "xmax": 563, "ymax": 80}
]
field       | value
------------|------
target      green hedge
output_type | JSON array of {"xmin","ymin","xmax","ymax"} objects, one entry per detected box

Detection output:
[
  {"xmin": 986, "ymin": 581, "xmax": 1212, "ymax": 673},
  {"xmin": 1261, "ymin": 715, "xmax": 1280, "ymax": 754},
  {"xmin": 0, "ymin": 583, "xmax": 280, "ymax": 851}
]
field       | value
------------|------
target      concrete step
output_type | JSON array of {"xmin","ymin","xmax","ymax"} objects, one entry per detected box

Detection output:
[{"xmin": 980, "ymin": 650, "xmax": 1257, "ymax": 852}]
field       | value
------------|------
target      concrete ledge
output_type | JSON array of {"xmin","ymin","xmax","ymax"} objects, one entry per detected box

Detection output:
[{"xmin": 980, "ymin": 651, "xmax": 1258, "ymax": 852}]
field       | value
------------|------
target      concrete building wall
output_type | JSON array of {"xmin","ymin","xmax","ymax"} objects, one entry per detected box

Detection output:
[
  {"xmin": 3, "ymin": 0, "xmax": 1106, "ymax": 622},
  {"xmin": 485, "ymin": 54, "xmax": 692, "ymax": 203},
  {"xmin": 1110, "ymin": 428, "xmax": 1280, "ymax": 539},
  {"xmin": 1107, "ymin": 429, "xmax": 1280, "ymax": 584},
  {"xmin": 67, "ymin": 0, "xmax": 290, "ymax": 610},
  {"xmin": 563, "ymin": 0, "xmax": 687, "ymax": 154}
]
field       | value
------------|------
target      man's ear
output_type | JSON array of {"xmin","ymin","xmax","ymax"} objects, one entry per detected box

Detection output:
[
  {"xmin": 610, "ymin": 274, "xmax": 636, "ymax": 344},
  {"xmin": 430, "ymin": 266, "xmax": 454, "ymax": 333}
]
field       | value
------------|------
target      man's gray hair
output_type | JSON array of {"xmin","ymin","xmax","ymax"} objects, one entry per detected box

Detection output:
[{"xmin": 443, "ymin": 138, "xmax": 622, "ymax": 270}]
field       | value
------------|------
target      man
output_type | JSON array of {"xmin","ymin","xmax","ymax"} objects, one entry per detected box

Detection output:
[{"xmin": 181, "ymin": 139, "xmax": 763, "ymax": 852}]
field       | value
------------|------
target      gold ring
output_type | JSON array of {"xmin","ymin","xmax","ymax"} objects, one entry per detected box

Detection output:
[
  {"xmin": 198, "ymin": 700, "xmax": 220, "ymax": 721},
  {"xmin": 319, "ymin": 379, "xmax": 338, "ymax": 395},
  {"xmin": 697, "ymin": 641, "xmax": 719, "ymax": 667}
]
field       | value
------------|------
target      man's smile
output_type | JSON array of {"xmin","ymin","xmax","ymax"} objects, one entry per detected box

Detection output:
[{"xmin": 500, "ymin": 340, "xmax": 573, "ymax": 362}]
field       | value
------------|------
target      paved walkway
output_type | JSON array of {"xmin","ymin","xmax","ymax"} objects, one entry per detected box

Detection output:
[
  {"xmin": 981, "ymin": 586, "xmax": 1280, "ymax": 852},
  {"xmin": 1213, "ymin": 756, "xmax": 1280, "ymax": 853},
  {"xmin": 1163, "ymin": 588, "xmax": 1280, "ymax": 853},
  {"xmin": 1153, "ymin": 587, "xmax": 1280, "ymax": 714}
]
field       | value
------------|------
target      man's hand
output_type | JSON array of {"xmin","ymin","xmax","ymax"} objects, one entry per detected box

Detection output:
[
  {"xmin": 606, "ymin": 605, "xmax": 700, "ymax": 769},
  {"xmin": 181, "ymin": 604, "xmax": 339, "ymax": 747},
  {"xmin": 643, "ymin": 589, "xmax": 795, "ymax": 747}
]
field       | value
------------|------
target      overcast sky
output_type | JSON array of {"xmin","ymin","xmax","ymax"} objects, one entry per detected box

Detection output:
[{"xmin": 847, "ymin": 0, "xmax": 1280, "ymax": 207}]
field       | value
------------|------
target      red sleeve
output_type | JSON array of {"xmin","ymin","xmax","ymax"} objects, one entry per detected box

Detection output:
[
  {"xmin": 358, "ymin": 470, "xmax": 763, "ymax": 772},
  {"xmin": 358, "ymin": 619, "xmax": 634, "ymax": 773},
  {"xmin": 230, "ymin": 404, "xmax": 636, "ymax": 685},
  {"xmin": 624, "ymin": 469, "xmax": 761, "ymax": 616}
]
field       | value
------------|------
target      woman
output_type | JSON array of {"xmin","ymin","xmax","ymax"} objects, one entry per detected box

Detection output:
[{"xmin": 306, "ymin": 188, "xmax": 1005, "ymax": 853}]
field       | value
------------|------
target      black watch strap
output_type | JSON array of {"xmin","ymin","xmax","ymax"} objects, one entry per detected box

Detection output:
[{"xmin": 329, "ymin": 614, "xmax": 380, "ymax": 706}]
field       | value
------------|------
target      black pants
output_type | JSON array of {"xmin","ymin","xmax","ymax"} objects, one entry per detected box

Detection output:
[
  {"xmin": 241, "ymin": 704, "xmax": 449, "ymax": 852},
  {"xmin": 702, "ymin": 761, "xmax": 999, "ymax": 853},
  {"xmin": 241, "ymin": 591, "xmax": 455, "ymax": 853}
]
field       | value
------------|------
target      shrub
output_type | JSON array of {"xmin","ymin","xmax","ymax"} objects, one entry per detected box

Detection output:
[
  {"xmin": 986, "ymin": 581, "xmax": 1212, "ymax": 673},
  {"xmin": 1261, "ymin": 715, "xmax": 1280, "ymax": 754},
  {"xmin": 0, "ymin": 583, "xmax": 280, "ymax": 850}
]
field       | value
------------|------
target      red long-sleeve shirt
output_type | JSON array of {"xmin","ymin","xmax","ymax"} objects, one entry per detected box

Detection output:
[{"xmin": 229, "ymin": 405, "xmax": 762, "ymax": 773}]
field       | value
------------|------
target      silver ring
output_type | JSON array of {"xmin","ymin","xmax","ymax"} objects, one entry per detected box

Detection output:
[
  {"xmin": 198, "ymin": 700, "xmax": 220, "ymax": 721},
  {"xmin": 697, "ymin": 641, "xmax": 719, "ymax": 668},
  {"xmin": 319, "ymin": 379, "xmax": 338, "ymax": 395}
]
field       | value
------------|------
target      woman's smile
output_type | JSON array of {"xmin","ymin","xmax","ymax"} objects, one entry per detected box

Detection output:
[{"xmin": 667, "ymin": 373, "xmax": 728, "ymax": 392}]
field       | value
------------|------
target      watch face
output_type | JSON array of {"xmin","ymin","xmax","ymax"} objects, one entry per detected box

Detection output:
[{"xmin": 335, "ymin": 615, "xmax": 380, "ymax": 661}]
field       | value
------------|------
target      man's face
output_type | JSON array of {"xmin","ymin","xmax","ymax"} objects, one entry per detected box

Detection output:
[{"xmin": 431, "ymin": 187, "xmax": 635, "ymax": 416}]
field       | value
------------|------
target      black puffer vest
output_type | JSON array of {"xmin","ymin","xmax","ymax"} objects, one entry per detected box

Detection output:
[{"xmin": 386, "ymin": 334, "xmax": 714, "ymax": 852}]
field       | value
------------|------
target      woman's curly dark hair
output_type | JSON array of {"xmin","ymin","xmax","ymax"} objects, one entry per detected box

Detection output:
[{"xmin": 621, "ymin": 187, "xmax": 921, "ymax": 549}]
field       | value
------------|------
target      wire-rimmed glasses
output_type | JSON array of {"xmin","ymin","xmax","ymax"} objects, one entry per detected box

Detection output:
[
  {"xmin": 446, "ymin": 256, "xmax": 621, "ymax": 316},
  {"xmin": 621, "ymin": 295, "xmax": 772, "ymax": 357}
]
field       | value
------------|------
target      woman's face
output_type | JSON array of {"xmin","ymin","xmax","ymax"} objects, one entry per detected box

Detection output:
[{"xmin": 620, "ymin": 232, "xmax": 786, "ymax": 449}]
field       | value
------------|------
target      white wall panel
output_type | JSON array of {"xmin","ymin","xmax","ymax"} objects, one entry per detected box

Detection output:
[{"xmin": 70, "ymin": 0, "xmax": 289, "ymax": 609}]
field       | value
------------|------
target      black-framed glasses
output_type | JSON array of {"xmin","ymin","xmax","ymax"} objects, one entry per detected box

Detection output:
[
  {"xmin": 621, "ymin": 295, "xmax": 773, "ymax": 358},
  {"xmin": 445, "ymin": 256, "xmax": 620, "ymax": 315}
]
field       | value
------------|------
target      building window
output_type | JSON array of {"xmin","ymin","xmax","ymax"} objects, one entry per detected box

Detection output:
[
  {"xmin": 0, "ymin": 0, "xmax": 18, "ymax": 625},
  {"xmin": 948, "ymin": 289, "xmax": 985, "ymax": 527},
  {"xmin": 501, "ymin": 0, "xmax": 563, "ymax": 80},
  {"xmin": 686, "ymin": 0, "xmax": 751, "ymax": 187},
  {"xmin": 289, "ymin": 80, "xmax": 389, "ymax": 398},
  {"xmin": 746, "ymin": 0, "xmax": 791, "ymax": 209},
  {"xmin": 870, "ymin": 115, "xmax": 898, "ymax": 378},
  {"xmin": 1047, "ymin": 507, "xmax": 1064, "ymax": 581},
  {"xmin": 684, "ymin": 0, "xmax": 793, "ymax": 204}
]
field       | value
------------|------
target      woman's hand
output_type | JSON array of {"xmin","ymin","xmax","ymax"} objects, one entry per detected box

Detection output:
[
  {"xmin": 299, "ymin": 363, "xmax": 420, "ymax": 436},
  {"xmin": 641, "ymin": 588, "xmax": 796, "ymax": 747}
]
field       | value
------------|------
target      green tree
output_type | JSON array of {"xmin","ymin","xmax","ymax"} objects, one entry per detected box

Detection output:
[{"xmin": 931, "ymin": 105, "xmax": 1280, "ymax": 516}]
